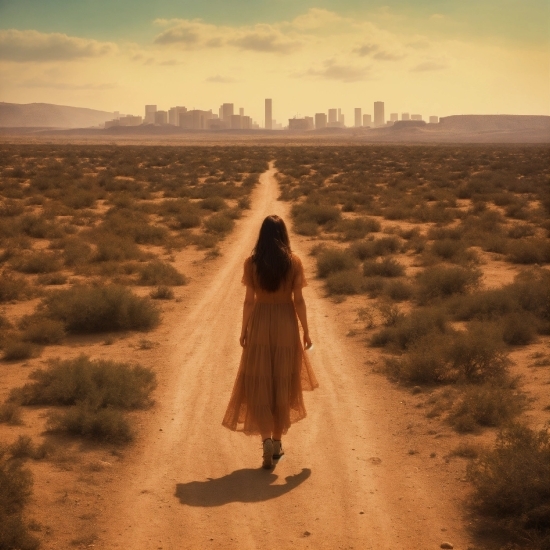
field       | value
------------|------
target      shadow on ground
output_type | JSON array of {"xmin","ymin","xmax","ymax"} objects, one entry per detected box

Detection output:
[{"xmin": 175, "ymin": 468, "xmax": 311, "ymax": 506}]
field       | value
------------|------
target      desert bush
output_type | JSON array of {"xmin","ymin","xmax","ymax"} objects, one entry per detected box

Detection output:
[
  {"xmin": 0, "ymin": 402, "xmax": 22, "ymax": 425},
  {"xmin": 93, "ymin": 234, "xmax": 142, "ymax": 262},
  {"xmin": 61, "ymin": 238, "xmax": 93, "ymax": 266},
  {"xmin": 48, "ymin": 404, "xmax": 133, "ymax": 443},
  {"xmin": 204, "ymin": 213, "xmax": 234, "ymax": 234},
  {"xmin": 363, "ymin": 257, "xmax": 405, "ymax": 277},
  {"xmin": 449, "ymin": 288, "xmax": 518, "ymax": 321},
  {"xmin": 36, "ymin": 272, "xmax": 67, "ymax": 285},
  {"xmin": 62, "ymin": 189, "xmax": 96, "ymax": 209},
  {"xmin": 12, "ymin": 251, "xmax": 61, "ymax": 274},
  {"xmin": 508, "ymin": 223, "xmax": 536, "ymax": 239},
  {"xmin": 371, "ymin": 307, "xmax": 447, "ymax": 350},
  {"xmin": 500, "ymin": 312, "xmax": 537, "ymax": 345},
  {"xmin": 416, "ymin": 265, "xmax": 481, "ymax": 303},
  {"xmin": 193, "ymin": 233, "xmax": 219, "ymax": 249},
  {"xmin": 0, "ymin": 272, "xmax": 33, "ymax": 302},
  {"xmin": 42, "ymin": 285, "xmax": 160, "ymax": 332},
  {"xmin": 200, "ymin": 196, "xmax": 227, "ymax": 211},
  {"xmin": 337, "ymin": 217, "xmax": 381, "ymax": 240},
  {"xmin": 8, "ymin": 436, "xmax": 50, "ymax": 461},
  {"xmin": 349, "ymin": 236, "xmax": 400, "ymax": 260},
  {"xmin": 150, "ymin": 286, "xmax": 174, "ymax": 300},
  {"xmin": 15, "ymin": 355, "xmax": 156, "ymax": 409},
  {"xmin": 317, "ymin": 248, "xmax": 357, "ymax": 278},
  {"xmin": 468, "ymin": 424, "xmax": 550, "ymax": 546},
  {"xmin": 2, "ymin": 339, "xmax": 37, "ymax": 361},
  {"xmin": 0, "ymin": 445, "xmax": 39, "ymax": 550},
  {"xmin": 325, "ymin": 270, "xmax": 364, "ymax": 295},
  {"xmin": 20, "ymin": 316, "xmax": 65, "ymax": 345},
  {"xmin": 137, "ymin": 261, "xmax": 186, "ymax": 286},
  {"xmin": 19, "ymin": 214, "xmax": 63, "ymax": 239},
  {"xmin": 384, "ymin": 280, "xmax": 414, "ymax": 301},
  {"xmin": 507, "ymin": 238, "xmax": 550, "ymax": 264},
  {"xmin": 448, "ymin": 385, "xmax": 524, "ymax": 433},
  {"xmin": 292, "ymin": 201, "xmax": 341, "ymax": 227}
]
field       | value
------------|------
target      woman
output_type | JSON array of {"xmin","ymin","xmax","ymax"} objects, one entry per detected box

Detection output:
[{"xmin": 222, "ymin": 215, "xmax": 318, "ymax": 469}]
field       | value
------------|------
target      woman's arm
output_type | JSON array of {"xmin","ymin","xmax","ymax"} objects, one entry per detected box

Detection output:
[
  {"xmin": 293, "ymin": 286, "xmax": 312, "ymax": 349},
  {"xmin": 239, "ymin": 285, "xmax": 255, "ymax": 347}
]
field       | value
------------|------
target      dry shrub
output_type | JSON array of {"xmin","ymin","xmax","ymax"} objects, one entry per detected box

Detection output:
[
  {"xmin": 384, "ymin": 280, "xmax": 414, "ymax": 301},
  {"xmin": 62, "ymin": 238, "xmax": 93, "ymax": 266},
  {"xmin": 150, "ymin": 286, "xmax": 174, "ymax": 300},
  {"xmin": 36, "ymin": 272, "xmax": 67, "ymax": 285},
  {"xmin": 20, "ymin": 317, "xmax": 65, "ymax": 345},
  {"xmin": 337, "ymin": 217, "xmax": 380, "ymax": 240},
  {"xmin": 93, "ymin": 234, "xmax": 142, "ymax": 262},
  {"xmin": 2, "ymin": 340, "xmax": 37, "ymax": 361},
  {"xmin": 138, "ymin": 261, "xmax": 186, "ymax": 286},
  {"xmin": 363, "ymin": 257, "xmax": 405, "ymax": 277},
  {"xmin": 200, "ymin": 196, "xmax": 227, "ymax": 211},
  {"xmin": 448, "ymin": 385, "xmax": 524, "ymax": 433},
  {"xmin": 0, "ymin": 402, "xmax": 22, "ymax": 425},
  {"xmin": 416, "ymin": 265, "xmax": 481, "ymax": 303},
  {"xmin": 42, "ymin": 285, "xmax": 160, "ymax": 333},
  {"xmin": 325, "ymin": 270, "xmax": 364, "ymax": 295},
  {"xmin": 292, "ymin": 201, "xmax": 341, "ymax": 227},
  {"xmin": 349, "ymin": 236, "xmax": 400, "ymax": 260},
  {"xmin": 204, "ymin": 213, "xmax": 234, "ymax": 235},
  {"xmin": 500, "ymin": 312, "xmax": 538, "ymax": 345},
  {"xmin": 468, "ymin": 425, "xmax": 550, "ymax": 547},
  {"xmin": 11, "ymin": 251, "xmax": 61, "ymax": 274},
  {"xmin": 507, "ymin": 239, "xmax": 550, "ymax": 265},
  {"xmin": 0, "ymin": 272, "xmax": 33, "ymax": 302},
  {"xmin": 317, "ymin": 248, "xmax": 357, "ymax": 278}
]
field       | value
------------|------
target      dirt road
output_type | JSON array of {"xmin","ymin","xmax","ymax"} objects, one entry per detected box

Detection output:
[{"xmin": 98, "ymin": 165, "xmax": 472, "ymax": 549}]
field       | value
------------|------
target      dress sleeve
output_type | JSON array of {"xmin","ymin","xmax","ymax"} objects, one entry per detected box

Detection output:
[
  {"xmin": 241, "ymin": 257, "xmax": 254, "ymax": 288},
  {"xmin": 292, "ymin": 255, "xmax": 308, "ymax": 289}
]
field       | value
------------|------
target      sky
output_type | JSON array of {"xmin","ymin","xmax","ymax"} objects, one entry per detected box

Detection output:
[{"xmin": 0, "ymin": 0, "xmax": 548, "ymax": 124}]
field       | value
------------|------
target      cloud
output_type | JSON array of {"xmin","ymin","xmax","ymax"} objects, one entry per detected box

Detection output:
[
  {"xmin": 353, "ymin": 43, "xmax": 379, "ymax": 56},
  {"xmin": 22, "ymin": 79, "xmax": 116, "ymax": 90},
  {"xmin": 354, "ymin": 43, "xmax": 404, "ymax": 61},
  {"xmin": 297, "ymin": 59, "xmax": 372, "ymax": 82},
  {"xmin": 0, "ymin": 29, "xmax": 116, "ymax": 62},
  {"xmin": 153, "ymin": 18, "xmax": 302, "ymax": 54},
  {"xmin": 411, "ymin": 61, "xmax": 447, "ymax": 71},
  {"xmin": 205, "ymin": 74, "xmax": 239, "ymax": 83},
  {"xmin": 372, "ymin": 51, "xmax": 404, "ymax": 61}
]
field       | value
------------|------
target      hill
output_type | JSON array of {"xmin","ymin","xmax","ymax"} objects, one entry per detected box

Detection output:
[{"xmin": 0, "ymin": 102, "xmax": 115, "ymax": 128}]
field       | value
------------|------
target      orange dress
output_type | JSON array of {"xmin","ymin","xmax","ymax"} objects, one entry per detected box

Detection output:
[{"xmin": 222, "ymin": 254, "xmax": 318, "ymax": 435}]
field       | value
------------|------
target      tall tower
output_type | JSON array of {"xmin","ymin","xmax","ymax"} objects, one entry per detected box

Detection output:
[
  {"xmin": 265, "ymin": 99, "xmax": 272, "ymax": 129},
  {"xmin": 374, "ymin": 101, "xmax": 385, "ymax": 127},
  {"xmin": 328, "ymin": 109, "xmax": 337, "ymax": 123},
  {"xmin": 144, "ymin": 105, "xmax": 157, "ymax": 124},
  {"xmin": 354, "ymin": 108, "xmax": 362, "ymax": 127},
  {"xmin": 221, "ymin": 103, "xmax": 234, "ymax": 121}
]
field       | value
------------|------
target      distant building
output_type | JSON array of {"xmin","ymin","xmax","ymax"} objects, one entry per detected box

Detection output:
[
  {"xmin": 155, "ymin": 110, "xmax": 168, "ymax": 125},
  {"xmin": 328, "ymin": 109, "xmax": 337, "ymax": 123},
  {"xmin": 363, "ymin": 114, "xmax": 372, "ymax": 127},
  {"xmin": 340, "ymin": 114, "xmax": 345, "ymax": 127},
  {"xmin": 221, "ymin": 103, "xmax": 234, "ymax": 121},
  {"xmin": 288, "ymin": 118, "xmax": 310, "ymax": 131},
  {"xmin": 239, "ymin": 108, "xmax": 244, "ymax": 117},
  {"xmin": 429, "ymin": 116, "xmax": 439, "ymax": 124},
  {"xmin": 242, "ymin": 116, "xmax": 252, "ymax": 130},
  {"xmin": 179, "ymin": 109, "xmax": 213, "ymax": 130},
  {"xmin": 390, "ymin": 113, "xmax": 398, "ymax": 122},
  {"xmin": 144, "ymin": 105, "xmax": 157, "ymax": 124},
  {"xmin": 374, "ymin": 101, "xmax": 385, "ymax": 127},
  {"xmin": 119, "ymin": 115, "xmax": 142, "ymax": 126},
  {"xmin": 208, "ymin": 119, "xmax": 227, "ymax": 130},
  {"xmin": 230, "ymin": 114, "xmax": 242, "ymax": 129},
  {"xmin": 411, "ymin": 114, "xmax": 423, "ymax": 121},
  {"xmin": 168, "ymin": 106, "xmax": 187, "ymax": 126},
  {"xmin": 401, "ymin": 113, "xmax": 410, "ymax": 121},
  {"xmin": 113, "ymin": 111, "xmax": 120, "ymax": 119},
  {"xmin": 265, "ymin": 99, "xmax": 272, "ymax": 129},
  {"xmin": 354, "ymin": 108, "xmax": 362, "ymax": 127},
  {"xmin": 315, "ymin": 113, "xmax": 327, "ymax": 129},
  {"xmin": 304, "ymin": 116, "xmax": 314, "ymax": 130}
]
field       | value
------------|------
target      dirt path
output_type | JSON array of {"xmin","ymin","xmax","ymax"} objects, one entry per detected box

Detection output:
[{"xmin": 97, "ymin": 165, "xmax": 472, "ymax": 550}]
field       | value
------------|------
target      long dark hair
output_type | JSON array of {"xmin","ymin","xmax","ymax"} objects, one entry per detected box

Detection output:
[{"xmin": 252, "ymin": 215, "xmax": 292, "ymax": 292}]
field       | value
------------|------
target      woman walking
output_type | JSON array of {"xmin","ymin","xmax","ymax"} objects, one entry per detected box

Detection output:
[{"xmin": 222, "ymin": 215, "xmax": 318, "ymax": 469}]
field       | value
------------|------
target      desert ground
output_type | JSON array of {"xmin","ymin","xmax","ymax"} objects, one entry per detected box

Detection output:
[{"xmin": 1, "ymin": 144, "xmax": 549, "ymax": 550}]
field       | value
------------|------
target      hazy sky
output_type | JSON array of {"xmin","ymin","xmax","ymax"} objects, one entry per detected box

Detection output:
[{"xmin": 1, "ymin": 0, "xmax": 548, "ymax": 123}]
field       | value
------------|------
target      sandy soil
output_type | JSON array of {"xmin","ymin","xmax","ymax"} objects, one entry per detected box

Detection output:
[{"xmin": 78, "ymin": 165, "xmax": 475, "ymax": 550}]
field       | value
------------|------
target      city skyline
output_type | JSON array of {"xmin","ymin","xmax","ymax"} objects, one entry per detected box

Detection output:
[{"xmin": 0, "ymin": 1, "xmax": 548, "ymax": 123}]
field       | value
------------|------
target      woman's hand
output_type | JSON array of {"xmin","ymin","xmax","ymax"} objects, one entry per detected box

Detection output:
[
  {"xmin": 239, "ymin": 333, "xmax": 247, "ymax": 347},
  {"xmin": 303, "ymin": 332, "xmax": 312, "ymax": 350}
]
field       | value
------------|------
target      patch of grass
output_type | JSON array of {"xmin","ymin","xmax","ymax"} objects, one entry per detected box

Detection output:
[
  {"xmin": 149, "ymin": 286, "xmax": 174, "ymax": 300},
  {"xmin": 449, "ymin": 385, "xmax": 524, "ymax": 432},
  {"xmin": 363, "ymin": 257, "xmax": 405, "ymax": 277},
  {"xmin": 317, "ymin": 248, "xmax": 358, "ymax": 278},
  {"xmin": 416, "ymin": 265, "xmax": 481, "ymax": 304},
  {"xmin": 467, "ymin": 425, "xmax": 550, "ymax": 546},
  {"xmin": 42, "ymin": 285, "xmax": 160, "ymax": 333},
  {"xmin": 137, "ymin": 261, "xmax": 186, "ymax": 286}
]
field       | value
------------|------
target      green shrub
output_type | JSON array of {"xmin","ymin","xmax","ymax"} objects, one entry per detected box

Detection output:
[
  {"xmin": 150, "ymin": 286, "xmax": 174, "ymax": 300},
  {"xmin": 416, "ymin": 265, "xmax": 481, "ymax": 303},
  {"xmin": 325, "ymin": 270, "xmax": 363, "ymax": 295},
  {"xmin": 137, "ymin": 261, "xmax": 186, "ymax": 286},
  {"xmin": 317, "ymin": 248, "xmax": 357, "ymax": 278},
  {"xmin": 42, "ymin": 285, "xmax": 160, "ymax": 332},
  {"xmin": 363, "ymin": 257, "xmax": 405, "ymax": 277},
  {"xmin": 204, "ymin": 213, "xmax": 234, "ymax": 234},
  {"xmin": 449, "ymin": 385, "xmax": 524, "ymax": 432},
  {"xmin": 468, "ymin": 425, "xmax": 550, "ymax": 545}
]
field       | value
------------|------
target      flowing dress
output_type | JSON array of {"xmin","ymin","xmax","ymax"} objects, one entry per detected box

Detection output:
[{"xmin": 222, "ymin": 254, "xmax": 318, "ymax": 435}]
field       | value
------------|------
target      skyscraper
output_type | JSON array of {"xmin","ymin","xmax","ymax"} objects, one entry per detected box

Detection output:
[
  {"xmin": 221, "ymin": 103, "xmax": 234, "ymax": 121},
  {"xmin": 328, "ymin": 109, "xmax": 337, "ymax": 123},
  {"xmin": 144, "ymin": 105, "xmax": 157, "ymax": 124},
  {"xmin": 390, "ymin": 113, "xmax": 398, "ymax": 122},
  {"xmin": 315, "ymin": 113, "xmax": 327, "ymax": 129},
  {"xmin": 265, "ymin": 99, "xmax": 272, "ymax": 129},
  {"xmin": 363, "ymin": 114, "xmax": 372, "ymax": 127},
  {"xmin": 374, "ymin": 102, "xmax": 385, "ymax": 127},
  {"xmin": 354, "ymin": 108, "xmax": 362, "ymax": 127},
  {"xmin": 239, "ymin": 108, "xmax": 244, "ymax": 117}
]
